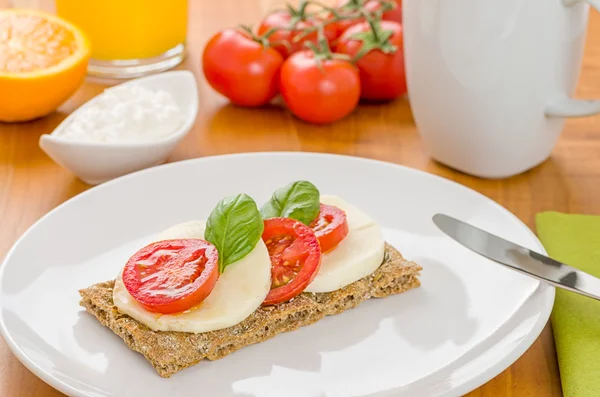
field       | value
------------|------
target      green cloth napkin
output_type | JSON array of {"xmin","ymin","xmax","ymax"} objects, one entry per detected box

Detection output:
[{"xmin": 536, "ymin": 211, "xmax": 600, "ymax": 397}]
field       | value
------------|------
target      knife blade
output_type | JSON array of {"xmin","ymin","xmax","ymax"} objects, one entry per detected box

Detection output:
[{"xmin": 432, "ymin": 213, "xmax": 600, "ymax": 301}]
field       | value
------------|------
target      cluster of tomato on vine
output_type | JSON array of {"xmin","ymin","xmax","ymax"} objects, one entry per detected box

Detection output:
[{"xmin": 203, "ymin": 0, "xmax": 405, "ymax": 124}]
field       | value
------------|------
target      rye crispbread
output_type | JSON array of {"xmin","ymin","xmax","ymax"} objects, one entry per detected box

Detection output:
[{"xmin": 79, "ymin": 243, "xmax": 421, "ymax": 378}]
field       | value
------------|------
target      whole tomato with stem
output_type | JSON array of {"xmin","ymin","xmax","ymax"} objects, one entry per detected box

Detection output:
[
  {"xmin": 336, "ymin": 19, "xmax": 406, "ymax": 101},
  {"xmin": 279, "ymin": 32, "xmax": 361, "ymax": 124},
  {"xmin": 330, "ymin": 0, "xmax": 402, "ymax": 39},
  {"xmin": 202, "ymin": 27, "xmax": 283, "ymax": 107},
  {"xmin": 381, "ymin": 0, "xmax": 402, "ymax": 23},
  {"xmin": 258, "ymin": 1, "xmax": 337, "ymax": 58}
]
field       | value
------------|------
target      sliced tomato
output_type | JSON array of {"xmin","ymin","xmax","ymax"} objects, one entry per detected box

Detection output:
[
  {"xmin": 122, "ymin": 239, "xmax": 219, "ymax": 314},
  {"xmin": 262, "ymin": 218, "xmax": 321, "ymax": 305},
  {"xmin": 310, "ymin": 204, "xmax": 349, "ymax": 252}
]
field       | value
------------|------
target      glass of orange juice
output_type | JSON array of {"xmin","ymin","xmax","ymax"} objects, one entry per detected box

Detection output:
[{"xmin": 55, "ymin": 0, "xmax": 187, "ymax": 79}]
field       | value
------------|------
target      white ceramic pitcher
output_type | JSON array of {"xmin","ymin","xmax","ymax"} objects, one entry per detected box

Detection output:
[{"xmin": 404, "ymin": 0, "xmax": 600, "ymax": 178}]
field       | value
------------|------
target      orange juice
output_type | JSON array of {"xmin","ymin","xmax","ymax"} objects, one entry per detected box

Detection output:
[{"xmin": 55, "ymin": 0, "xmax": 187, "ymax": 61}]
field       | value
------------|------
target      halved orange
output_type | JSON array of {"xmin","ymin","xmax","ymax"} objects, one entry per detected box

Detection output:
[{"xmin": 0, "ymin": 9, "xmax": 91, "ymax": 122}]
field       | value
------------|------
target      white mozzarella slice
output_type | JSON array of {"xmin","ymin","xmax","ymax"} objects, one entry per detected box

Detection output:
[
  {"xmin": 305, "ymin": 195, "xmax": 385, "ymax": 293},
  {"xmin": 113, "ymin": 220, "xmax": 272, "ymax": 333}
]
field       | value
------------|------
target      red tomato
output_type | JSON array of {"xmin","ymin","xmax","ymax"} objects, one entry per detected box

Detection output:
[
  {"xmin": 310, "ymin": 204, "xmax": 349, "ymax": 252},
  {"xmin": 336, "ymin": 21, "xmax": 406, "ymax": 101},
  {"xmin": 258, "ymin": 11, "xmax": 338, "ymax": 58},
  {"xmin": 383, "ymin": 0, "xmax": 403, "ymax": 24},
  {"xmin": 279, "ymin": 50, "xmax": 361, "ymax": 124},
  {"xmin": 202, "ymin": 29, "xmax": 283, "ymax": 107},
  {"xmin": 122, "ymin": 239, "xmax": 219, "ymax": 314},
  {"xmin": 262, "ymin": 218, "xmax": 322, "ymax": 305},
  {"xmin": 331, "ymin": 0, "xmax": 402, "ymax": 39}
]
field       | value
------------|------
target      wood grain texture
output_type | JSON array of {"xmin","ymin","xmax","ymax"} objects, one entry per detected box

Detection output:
[{"xmin": 1, "ymin": 0, "xmax": 599, "ymax": 395}]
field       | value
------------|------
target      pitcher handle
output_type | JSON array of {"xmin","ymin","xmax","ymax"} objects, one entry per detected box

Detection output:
[{"xmin": 545, "ymin": 0, "xmax": 600, "ymax": 118}]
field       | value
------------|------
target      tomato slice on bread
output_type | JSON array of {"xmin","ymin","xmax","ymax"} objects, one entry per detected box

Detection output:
[
  {"xmin": 310, "ymin": 203, "xmax": 349, "ymax": 252},
  {"xmin": 122, "ymin": 239, "xmax": 219, "ymax": 314},
  {"xmin": 262, "ymin": 218, "xmax": 321, "ymax": 305}
]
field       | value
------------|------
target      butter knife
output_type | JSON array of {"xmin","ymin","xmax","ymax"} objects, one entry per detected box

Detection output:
[{"xmin": 433, "ymin": 213, "xmax": 600, "ymax": 301}]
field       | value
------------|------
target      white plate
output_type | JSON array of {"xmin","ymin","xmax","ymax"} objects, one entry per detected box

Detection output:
[{"xmin": 0, "ymin": 153, "xmax": 554, "ymax": 397}]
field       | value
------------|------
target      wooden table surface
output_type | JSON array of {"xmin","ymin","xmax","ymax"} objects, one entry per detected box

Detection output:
[{"xmin": 2, "ymin": 0, "xmax": 600, "ymax": 395}]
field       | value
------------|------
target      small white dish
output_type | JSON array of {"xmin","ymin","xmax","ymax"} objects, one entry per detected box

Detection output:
[
  {"xmin": 39, "ymin": 70, "xmax": 198, "ymax": 185},
  {"xmin": 0, "ymin": 153, "xmax": 554, "ymax": 397}
]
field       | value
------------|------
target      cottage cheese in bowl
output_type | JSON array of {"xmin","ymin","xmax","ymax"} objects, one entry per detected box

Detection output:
[
  {"xmin": 39, "ymin": 70, "xmax": 198, "ymax": 184},
  {"xmin": 56, "ymin": 84, "xmax": 183, "ymax": 143}
]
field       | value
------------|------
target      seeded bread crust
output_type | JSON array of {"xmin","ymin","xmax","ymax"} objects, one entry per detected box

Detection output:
[{"xmin": 79, "ymin": 242, "xmax": 421, "ymax": 378}]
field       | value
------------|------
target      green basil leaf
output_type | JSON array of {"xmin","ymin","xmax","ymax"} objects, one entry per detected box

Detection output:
[
  {"xmin": 205, "ymin": 193, "xmax": 264, "ymax": 273},
  {"xmin": 260, "ymin": 180, "xmax": 320, "ymax": 225}
]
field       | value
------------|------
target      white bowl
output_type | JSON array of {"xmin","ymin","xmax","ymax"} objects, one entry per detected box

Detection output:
[{"xmin": 39, "ymin": 70, "xmax": 198, "ymax": 185}]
